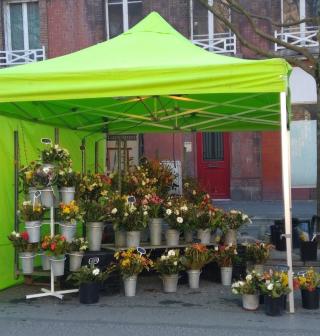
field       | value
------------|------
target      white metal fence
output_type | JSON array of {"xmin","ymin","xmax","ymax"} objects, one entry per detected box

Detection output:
[
  {"xmin": 0, "ymin": 47, "xmax": 45, "ymax": 66},
  {"xmin": 191, "ymin": 32, "xmax": 236, "ymax": 54},
  {"xmin": 274, "ymin": 26, "xmax": 319, "ymax": 51}
]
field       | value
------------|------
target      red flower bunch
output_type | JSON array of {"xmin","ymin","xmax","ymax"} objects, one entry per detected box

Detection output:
[
  {"xmin": 20, "ymin": 231, "xmax": 29, "ymax": 241},
  {"xmin": 41, "ymin": 234, "xmax": 67, "ymax": 256},
  {"xmin": 144, "ymin": 194, "xmax": 164, "ymax": 218}
]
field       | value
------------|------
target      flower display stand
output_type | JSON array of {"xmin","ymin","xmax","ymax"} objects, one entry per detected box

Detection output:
[{"xmin": 26, "ymin": 207, "xmax": 79, "ymax": 300}]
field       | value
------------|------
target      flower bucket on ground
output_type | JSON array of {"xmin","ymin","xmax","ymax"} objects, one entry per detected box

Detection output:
[{"xmin": 154, "ymin": 249, "xmax": 184, "ymax": 293}]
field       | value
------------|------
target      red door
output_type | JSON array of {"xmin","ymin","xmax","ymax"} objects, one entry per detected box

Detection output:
[{"xmin": 197, "ymin": 132, "xmax": 230, "ymax": 199}]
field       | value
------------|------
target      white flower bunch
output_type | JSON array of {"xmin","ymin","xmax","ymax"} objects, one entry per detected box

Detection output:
[
  {"xmin": 111, "ymin": 208, "xmax": 118, "ymax": 215},
  {"xmin": 92, "ymin": 268, "xmax": 100, "ymax": 276},
  {"xmin": 11, "ymin": 231, "xmax": 20, "ymax": 238}
]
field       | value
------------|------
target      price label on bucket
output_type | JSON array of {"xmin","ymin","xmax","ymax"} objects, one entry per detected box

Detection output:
[{"xmin": 88, "ymin": 257, "xmax": 100, "ymax": 266}]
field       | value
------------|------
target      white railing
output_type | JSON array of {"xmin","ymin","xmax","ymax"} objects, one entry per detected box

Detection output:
[
  {"xmin": 0, "ymin": 47, "xmax": 45, "ymax": 66},
  {"xmin": 274, "ymin": 26, "xmax": 319, "ymax": 51},
  {"xmin": 192, "ymin": 32, "xmax": 236, "ymax": 54}
]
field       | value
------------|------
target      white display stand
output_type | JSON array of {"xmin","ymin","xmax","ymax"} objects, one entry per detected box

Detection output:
[{"xmin": 26, "ymin": 207, "xmax": 79, "ymax": 300}]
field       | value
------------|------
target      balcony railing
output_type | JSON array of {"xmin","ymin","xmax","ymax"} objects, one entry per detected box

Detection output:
[
  {"xmin": 191, "ymin": 32, "xmax": 237, "ymax": 54},
  {"xmin": 274, "ymin": 26, "xmax": 319, "ymax": 51},
  {"xmin": 0, "ymin": 47, "xmax": 45, "ymax": 66}
]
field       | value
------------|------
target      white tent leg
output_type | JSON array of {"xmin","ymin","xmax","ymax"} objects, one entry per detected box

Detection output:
[{"xmin": 280, "ymin": 92, "xmax": 294, "ymax": 313}]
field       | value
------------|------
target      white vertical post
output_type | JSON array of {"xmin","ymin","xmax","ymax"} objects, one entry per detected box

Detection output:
[
  {"xmin": 280, "ymin": 92, "xmax": 294, "ymax": 313},
  {"xmin": 190, "ymin": 0, "xmax": 194, "ymax": 41},
  {"xmin": 50, "ymin": 206, "xmax": 55, "ymax": 293},
  {"xmin": 208, "ymin": 0, "xmax": 214, "ymax": 51},
  {"xmin": 300, "ymin": 0, "xmax": 306, "ymax": 42},
  {"xmin": 123, "ymin": 0, "xmax": 129, "ymax": 32}
]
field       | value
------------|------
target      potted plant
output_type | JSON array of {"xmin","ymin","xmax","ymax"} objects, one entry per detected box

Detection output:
[
  {"xmin": 69, "ymin": 264, "xmax": 115, "ymax": 304},
  {"xmin": 153, "ymin": 249, "xmax": 184, "ymax": 293},
  {"xmin": 20, "ymin": 201, "xmax": 44, "ymax": 243},
  {"xmin": 213, "ymin": 244, "xmax": 238, "ymax": 286},
  {"xmin": 58, "ymin": 200, "xmax": 83, "ymax": 242},
  {"xmin": 223, "ymin": 210, "xmax": 251, "ymax": 245},
  {"xmin": 122, "ymin": 202, "xmax": 149, "ymax": 247},
  {"xmin": 41, "ymin": 144, "xmax": 71, "ymax": 167},
  {"xmin": 260, "ymin": 269, "xmax": 291, "ymax": 316},
  {"xmin": 19, "ymin": 161, "xmax": 41, "ymax": 202},
  {"xmin": 144, "ymin": 194, "xmax": 164, "ymax": 246},
  {"xmin": 67, "ymin": 237, "xmax": 88, "ymax": 272},
  {"xmin": 8, "ymin": 231, "xmax": 38, "ymax": 274},
  {"xmin": 42, "ymin": 234, "xmax": 68, "ymax": 276},
  {"xmin": 164, "ymin": 197, "xmax": 189, "ymax": 246},
  {"xmin": 83, "ymin": 198, "xmax": 109, "ymax": 251},
  {"xmin": 57, "ymin": 167, "xmax": 80, "ymax": 204},
  {"xmin": 181, "ymin": 243, "xmax": 212, "ymax": 289},
  {"xmin": 110, "ymin": 194, "xmax": 127, "ymax": 247},
  {"xmin": 294, "ymin": 268, "xmax": 320, "ymax": 310},
  {"xmin": 193, "ymin": 196, "xmax": 222, "ymax": 245},
  {"xmin": 245, "ymin": 242, "xmax": 273, "ymax": 275},
  {"xmin": 231, "ymin": 271, "xmax": 261, "ymax": 310},
  {"xmin": 32, "ymin": 165, "xmax": 57, "ymax": 208},
  {"xmin": 299, "ymin": 232, "xmax": 318, "ymax": 262},
  {"xmin": 114, "ymin": 248, "xmax": 152, "ymax": 297},
  {"xmin": 79, "ymin": 173, "xmax": 111, "ymax": 202}
]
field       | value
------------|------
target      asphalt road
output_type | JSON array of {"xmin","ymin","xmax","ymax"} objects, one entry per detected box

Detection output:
[{"xmin": 0, "ymin": 277, "xmax": 319, "ymax": 336}]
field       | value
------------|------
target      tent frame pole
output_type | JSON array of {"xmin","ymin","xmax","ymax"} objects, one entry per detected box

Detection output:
[{"xmin": 280, "ymin": 91, "xmax": 294, "ymax": 313}]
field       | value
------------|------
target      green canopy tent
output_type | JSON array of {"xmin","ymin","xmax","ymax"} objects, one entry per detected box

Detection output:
[{"xmin": 0, "ymin": 12, "xmax": 294, "ymax": 311}]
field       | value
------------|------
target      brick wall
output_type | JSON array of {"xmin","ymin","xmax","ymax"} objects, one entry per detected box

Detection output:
[
  {"xmin": 142, "ymin": 0, "xmax": 190, "ymax": 37},
  {"xmin": 231, "ymin": 132, "xmax": 262, "ymax": 200},
  {"xmin": 46, "ymin": 0, "xmax": 105, "ymax": 58}
]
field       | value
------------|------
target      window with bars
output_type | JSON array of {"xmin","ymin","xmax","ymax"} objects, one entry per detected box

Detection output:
[
  {"xmin": 202, "ymin": 132, "xmax": 224, "ymax": 161},
  {"xmin": 105, "ymin": 0, "xmax": 143, "ymax": 39},
  {"xmin": 4, "ymin": 1, "xmax": 40, "ymax": 51}
]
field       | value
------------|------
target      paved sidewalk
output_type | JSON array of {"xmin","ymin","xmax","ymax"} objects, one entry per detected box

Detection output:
[
  {"xmin": 214, "ymin": 200, "xmax": 316, "ymax": 220},
  {"xmin": 0, "ymin": 277, "xmax": 319, "ymax": 336}
]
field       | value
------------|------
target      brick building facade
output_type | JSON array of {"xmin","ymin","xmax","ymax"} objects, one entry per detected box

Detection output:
[{"xmin": 0, "ymin": 0, "xmax": 316, "ymax": 200}]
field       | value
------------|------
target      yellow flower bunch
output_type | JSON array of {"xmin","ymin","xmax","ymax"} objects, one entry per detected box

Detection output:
[{"xmin": 59, "ymin": 200, "xmax": 83, "ymax": 223}]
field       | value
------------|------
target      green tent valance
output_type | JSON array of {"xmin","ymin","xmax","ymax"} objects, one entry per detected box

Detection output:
[{"xmin": 0, "ymin": 12, "xmax": 291, "ymax": 134}]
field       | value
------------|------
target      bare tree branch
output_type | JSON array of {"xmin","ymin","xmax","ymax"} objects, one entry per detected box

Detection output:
[{"xmin": 196, "ymin": 0, "xmax": 316, "ymax": 74}]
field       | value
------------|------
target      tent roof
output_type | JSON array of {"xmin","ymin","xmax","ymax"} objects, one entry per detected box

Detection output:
[{"xmin": 0, "ymin": 12, "xmax": 291, "ymax": 134}]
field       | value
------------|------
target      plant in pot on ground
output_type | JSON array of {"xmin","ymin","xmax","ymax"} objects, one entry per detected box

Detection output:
[
  {"xmin": 244, "ymin": 242, "xmax": 273, "ymax": 275},
  {"xmin": 8, "ymin": 231, "xmax": 38, "ymax": 274},
  {"xmin": 20, "ymin": 201, "xmax": 45, "ymax": 243},
  {"xmin": 67, "ymin": 237, "xmax": 88, "ymax": 272},
  {"xmin": 114, "ymin": 248, "xmax": 153, "ymax": 297},
  {"xmin": 260, "ymin": 269, "xmax": 291, "ymax": 316},
  {"xmin": 212, "ymin": 244, "xmax": 239, "ymax": 286},
  {"xmin": 181, "ymin": 243, "xmax": 213, "ymax": 289},
  {"xmin": 164, "ymin": 196, "xmax": 190, "ymax": 246},
  {"xmin": 69, "ymin": 263, "xmax": 115, "ymax": 304},
  {"xmin": 222, "ymin": 210, "xmax": 251, "ymax": 245},
  {"xmin": 153, "ymin": 249, "xmax": 184, "ymax": 293},
  {"xmin": 41, "ymin": 234, "xmax": 68, "ymax": 276},
  {"xmin": 294, "ymin": 268, "xmax": 320, "ymax": 310},
  {"xmin": 58, "ymin": 200, "xmax": 83, "ymax": 242},
  {"xmin": 231, "ymin": 270, "xmax": 262, "ymax": 310}
]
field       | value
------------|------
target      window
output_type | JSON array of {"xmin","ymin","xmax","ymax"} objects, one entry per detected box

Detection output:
[
  {"xmin": 202, "ymin": 132, "xmax": 224, "ymax": 161},
  {"xmin": 4, "ymin": 1, "xmax": 40, "ymax": 51},
  {"xmin": 190, "ymin": 0, "xmax": 236, "ymax": 54},
  {"xmin": 105, "ymin": 0, "xmax": 143, "ymax": 39},
  {"xmin": 282, "ymin": 0, "xmax": 315, "ymax": 27}
]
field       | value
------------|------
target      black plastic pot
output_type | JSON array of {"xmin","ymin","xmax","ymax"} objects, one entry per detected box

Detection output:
[
  {"xmin": 264, "ymin": 295, "xmax": 284, "ymax": 316},
  {"xmin": 300, "ymin": 241, "xmax": 318, "ymax": 262},
  {"xmin": 79, "ymin": 282, "xmax": 100, "ymax": 304},
  {"xmin": 301, "ymin": 289, "xmax": 319, "ymax": 310}
]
